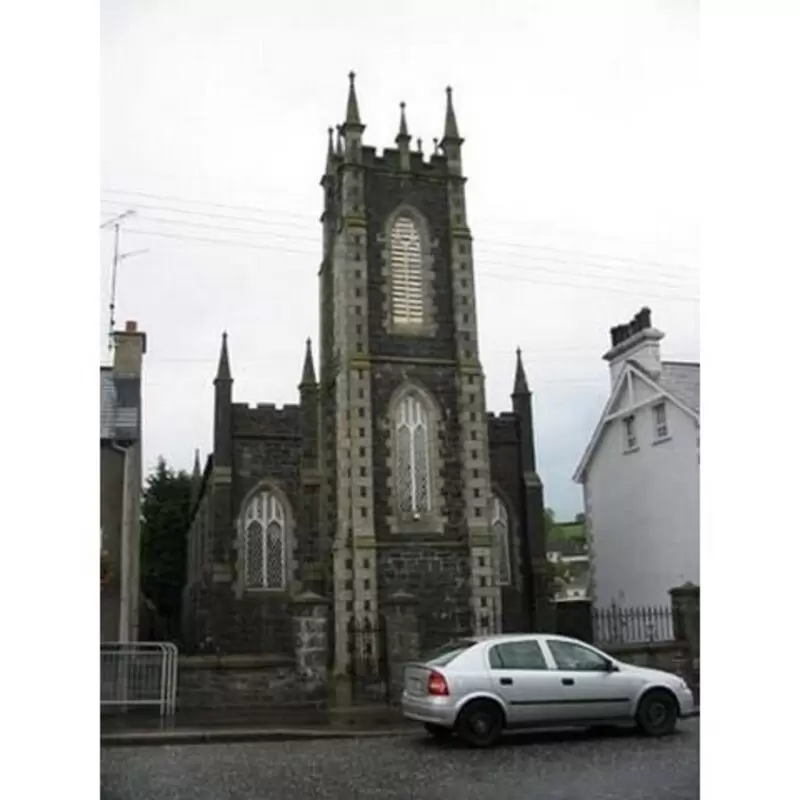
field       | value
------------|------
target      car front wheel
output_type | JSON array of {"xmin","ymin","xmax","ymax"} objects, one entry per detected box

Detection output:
[{"xmin": 636, "ymin": 689, "xmax": 678, "ymax": 737}]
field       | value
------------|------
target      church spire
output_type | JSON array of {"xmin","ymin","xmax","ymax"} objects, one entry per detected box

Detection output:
[
  {"xmin": 396, "ymin": 101, "xmax": 411, "ymax": 171},
  {"xmin": 325, "ymin": 126, "xmax": 335, "ymax": 175},
  {"xmin": 441, "ymin": 86, "xmax": 463, "ymax": 176},
  {"xmin": 215, "ymin": 331, "xmax": 232, "ymax": 383},
  {"xmin": 513, "ymin": 347, "xmax": 530, "ymax": 396},
  {"xmin": 396, "ymin": 101, "xmax": 410, "ymax": 143},
  {"xmin": 192, "ymin": 448, "xmax": 201, "ymax": 479},
  {"xmin": 442, "ymin": 85, "xmax": 461, "ymax": 142},
  {"xmin": 341, "ymin": 72, "xmax": 364, "ymax": 164},
  {"xmin": 343, "ymin": 71, "xmax": 363, "ymax": 130},
  {"xmin": 212, "ymin": 331, "xmax": 233, "ymax": 468},
  {"xmin": 190, "ymin": 448, "xmax": 202, "ymax": 503},
  {"xmin": 299, "ymin": 337, "xmax": 316, "ymax": 387}
]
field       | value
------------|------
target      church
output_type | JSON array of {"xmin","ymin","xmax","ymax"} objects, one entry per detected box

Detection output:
[{"xmin": 181, "ymin": 74, "xmax": 552, "ymax": 677}]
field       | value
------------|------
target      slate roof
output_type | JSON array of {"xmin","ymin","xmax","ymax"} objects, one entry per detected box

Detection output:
[
  {"xmin": 100, "ymin": 368, "xmax": 116, "ymax": 439},
  {"xmin": 660, "ymin": 361, "xmax": 700, "ymax": 414},
  {"xmin": 100, "ymin": 366, "xmax": 140, "ymax": 442}
]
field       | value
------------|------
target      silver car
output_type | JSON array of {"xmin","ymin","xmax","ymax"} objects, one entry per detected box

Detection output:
[{"xmin": 401, "ymin": 633, "xmax": 695, "ymax": 747}]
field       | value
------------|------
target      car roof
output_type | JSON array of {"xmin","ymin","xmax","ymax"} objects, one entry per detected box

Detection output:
[{"xmin": 471, "ymin": 633, "xmax": 580, "ymax": 644}]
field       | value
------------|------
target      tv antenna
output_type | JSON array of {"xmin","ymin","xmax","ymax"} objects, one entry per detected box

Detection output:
[{"xmin": 100, "ymin": 210, "xmax": 147, "ymax": 352}]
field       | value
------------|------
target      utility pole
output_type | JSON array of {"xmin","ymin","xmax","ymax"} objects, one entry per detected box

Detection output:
[{"xmin": 100, "ymin": 210, "xmax": 146, "ymax": 353}]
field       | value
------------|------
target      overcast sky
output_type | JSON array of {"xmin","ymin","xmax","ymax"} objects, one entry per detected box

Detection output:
[{"xmin": 100, "ymin": 0, "xmax": 699, "ymax": 520}]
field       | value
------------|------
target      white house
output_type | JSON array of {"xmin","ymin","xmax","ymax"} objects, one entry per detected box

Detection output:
[{"xmin": 573, "ymin": 308, "xmax": 699, "ymax": 611}]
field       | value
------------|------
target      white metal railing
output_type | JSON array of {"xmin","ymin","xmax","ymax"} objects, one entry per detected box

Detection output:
[{"xmin": 100, "ymin": 642, "xmax": 178, "ymax": 716}]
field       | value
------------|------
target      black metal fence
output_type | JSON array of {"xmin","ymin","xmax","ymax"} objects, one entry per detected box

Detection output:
[
  {"xmin": 593, "ymin": 605, "xmax": 675, "ymax": 645},
  {"xmin": 554, "ymin": 600, "xmax": 679, "ymax": 645},
  {"xmin": 347, "ymin": 617, "xmax": 390, "ymax": 705},
  {"xmin": 345, "ymin": 613, "xmax": 473, "ymax": 706}
]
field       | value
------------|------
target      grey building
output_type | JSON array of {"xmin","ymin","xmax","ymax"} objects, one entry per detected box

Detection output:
[
  {"xmin": 181, "ymin": 76, "xmax": 553, "ymax": 678},
  {"xmin": 100, "ymin": 321, "xmax": 147, "ymax": 642}
]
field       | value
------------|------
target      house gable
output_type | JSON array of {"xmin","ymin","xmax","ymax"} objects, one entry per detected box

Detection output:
[{"xmin": 573, "ymin": 360, "xmax": 700, "ymax": 483}]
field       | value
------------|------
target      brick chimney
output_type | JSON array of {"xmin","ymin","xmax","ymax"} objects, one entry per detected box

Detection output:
[
  {"xmin": 603, "ymin": 307, "xmax": 664, "ymax": 387},
  {"xmin": 112, "ymin": 320, "xmax": 147, "ymax": 377}
]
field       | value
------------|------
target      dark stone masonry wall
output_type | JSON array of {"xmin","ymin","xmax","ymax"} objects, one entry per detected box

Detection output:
[
  {"xmin": 364, "ymin": 169, "xmax": 456, "ymax": 362},
  {"xmin": 488, "ymin": 412, "xmax": 530, "ymax": 632},
  {"xmin": 362, "ymin": 158, "xmax": 475, "ymax": 643},
  {"xmin": 377, "ymin": 546, "xmax": 471, "ymax": 651},
  {"xmin": 177, "ymin": 654, "xmax": 325, "ymax": 711}
]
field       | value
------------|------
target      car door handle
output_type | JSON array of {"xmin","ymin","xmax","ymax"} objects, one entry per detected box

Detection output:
[
  {"xmin": 561, "ymin": 678, "xmax": 575, "ymax": 686},
  {"xmin": 500, "ymin": 677, "xmax": 513, "ymax": 686}
]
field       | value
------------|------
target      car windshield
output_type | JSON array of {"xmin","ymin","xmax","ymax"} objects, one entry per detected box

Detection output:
[{"xmin": 421, "ymin": 639, "xmax": 476, "ymax": 667}]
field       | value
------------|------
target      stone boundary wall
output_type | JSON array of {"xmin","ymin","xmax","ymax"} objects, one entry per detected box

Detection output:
[
  {"xmin": 604, "ymin": 641, "xmax": 699, "ymax": 704},
  {"xmin": 178, "ymin": 653, "xmax": 326, "ymax": 711}
]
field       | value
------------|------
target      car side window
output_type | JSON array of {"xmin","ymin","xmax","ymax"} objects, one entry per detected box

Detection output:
[
  {"xmin": 547, "ymin": 639, "xmax": 608, "ymax": 672},
  {"xmin": 489, "ymin": 641, "xmax": 548, "ymax": 671}
]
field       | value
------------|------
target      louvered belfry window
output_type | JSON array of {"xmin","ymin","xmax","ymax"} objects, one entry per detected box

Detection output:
[
  {"xmin": 491, "ymin": 495, "xmax": 511, "ymax": 586},
  {"xmin": 390, "ymin": 215, "xmax": 424, "ymax": 324},
  {"xmin": 243, "ymin": 490, "xmax": 287, "ymax": 590},
  {"xmin": 395, "ymin": 393, "xmax": 431, "ymax": 515}
]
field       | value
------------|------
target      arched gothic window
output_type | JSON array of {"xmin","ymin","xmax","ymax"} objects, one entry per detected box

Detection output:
[
  {"xmin": 491, "ymin": 495, "xmax": 511, "ymax": 586},
  {"xmin": 395, "ymin": 393, "xmax": 431, "ymax": 515},
  {"xmin": 242, "ymin": 490, "xmax": 287, "ymax": 590},
  {"xmin": 390, "ymin": 215, "xmax": 424, "ymax": 324}
]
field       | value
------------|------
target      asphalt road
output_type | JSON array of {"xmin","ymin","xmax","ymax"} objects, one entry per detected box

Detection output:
[{"xmin": 101, "ymin": 718, "xmax": 699, "ymax": 800}]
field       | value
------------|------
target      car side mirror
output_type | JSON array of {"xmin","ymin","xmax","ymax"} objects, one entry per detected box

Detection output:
[{"xmin": 605, "ymin": 661, "xmax": 619, "ymax": 672}]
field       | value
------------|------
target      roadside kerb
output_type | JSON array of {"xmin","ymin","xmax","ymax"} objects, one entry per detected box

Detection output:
[
  {"xmin": 102, "ymin": 708, "xmax": 697, "ymax": 747},
  {"xmin": 102, "ymin": 726, "xmax": 416, "ymax": 747}
]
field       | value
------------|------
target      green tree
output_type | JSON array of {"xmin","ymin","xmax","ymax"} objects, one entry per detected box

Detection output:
[{"xmin": 139, "ymin": 458, "xmax": 194, "ymax": 640}]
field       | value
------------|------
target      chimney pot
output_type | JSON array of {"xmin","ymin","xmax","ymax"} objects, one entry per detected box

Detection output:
[
  {"xmin": 125, "ymin": 321, "xmax": 137, "ymax": 333},
  {"xmin": 603, "ymin": 307, "xmax": 663, "ymax": 388}
]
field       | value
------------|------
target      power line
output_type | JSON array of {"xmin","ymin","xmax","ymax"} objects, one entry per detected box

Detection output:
[
  {"xmin": 141, "ymin": 347, "xmax": 698, "ymax": 367},
  {"xmin": 101, "ymin": 196, "xmax": 318, "ymax": 232},
  {"xmin": 120, "ymin": 226, "xmax": 699, "ymax": 302},
  {"xmin": 100, "ymin": 190, "xmax": 696, "ymax": 275},
  {"xmin": 117, "ymin": 209, "xmax": 698, "ymax": 289},
  {"xmin": 102, "ymin": 187, "xmax": 315, "ymax": 222},
  {"xmin": 101, "ymin": 186, "xmax": 695, "ymax": 258},
  {"xmin": 142, "ymin": 373, "xmax": 609, "ymax": 388},
  {"xmin": 122, "ymin": 215, "xmax": 688, "ymax": 289}
]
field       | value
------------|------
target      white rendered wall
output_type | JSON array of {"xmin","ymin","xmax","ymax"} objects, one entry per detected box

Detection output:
[{"xmin": 586, "ymin": 402, "xmax": 699, "ymax": 610}]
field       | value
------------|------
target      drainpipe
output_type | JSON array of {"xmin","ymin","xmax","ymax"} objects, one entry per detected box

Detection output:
[{"xmin": 110, "ymin": 441, "xmax": 133, "ymax": 643}]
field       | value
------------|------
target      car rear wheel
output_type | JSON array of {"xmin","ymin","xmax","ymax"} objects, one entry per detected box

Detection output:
[
  {"xmin": 455, "ymin": 700, "xmax": 504, "ymax": 748},
  {"xmin": 424, "ymin": 723, "xmax": 451, "ymax": 739},
  {"xmin": 636, "ymin": 689, "xmax": 678, "ymax": 737}
]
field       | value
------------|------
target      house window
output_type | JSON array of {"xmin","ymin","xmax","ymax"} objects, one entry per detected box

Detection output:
[
  {"xmin": 390, "ymin": 215, "xmax": 424, "ymax": 325},
  {"xmin": 623, "ymin": 415, "xmax": 637, "ymax": 450},
  {"xmin": 242, "ymin": 490, "xmax": 288, "ymax": 590},
  {"xmin": 395, "ymin": 392, "xmax": 431, "ymax": 515},
  {"xmin": 653, "ymin": 402, "xmax": 668, "ymax": 440},
  {"xmin": 491, "ymin": 495, "xmax": 511, "ymax": 586}
]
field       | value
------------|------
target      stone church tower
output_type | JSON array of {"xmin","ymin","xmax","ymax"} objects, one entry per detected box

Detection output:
[{"xmin": 181, "ymin": 75, "xmax": 551, "ymax": 676}]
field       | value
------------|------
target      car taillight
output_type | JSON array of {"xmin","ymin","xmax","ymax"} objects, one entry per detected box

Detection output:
[{"xmin": 427, "ymin": 670, "xmax": 449, "ymax": 697}]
